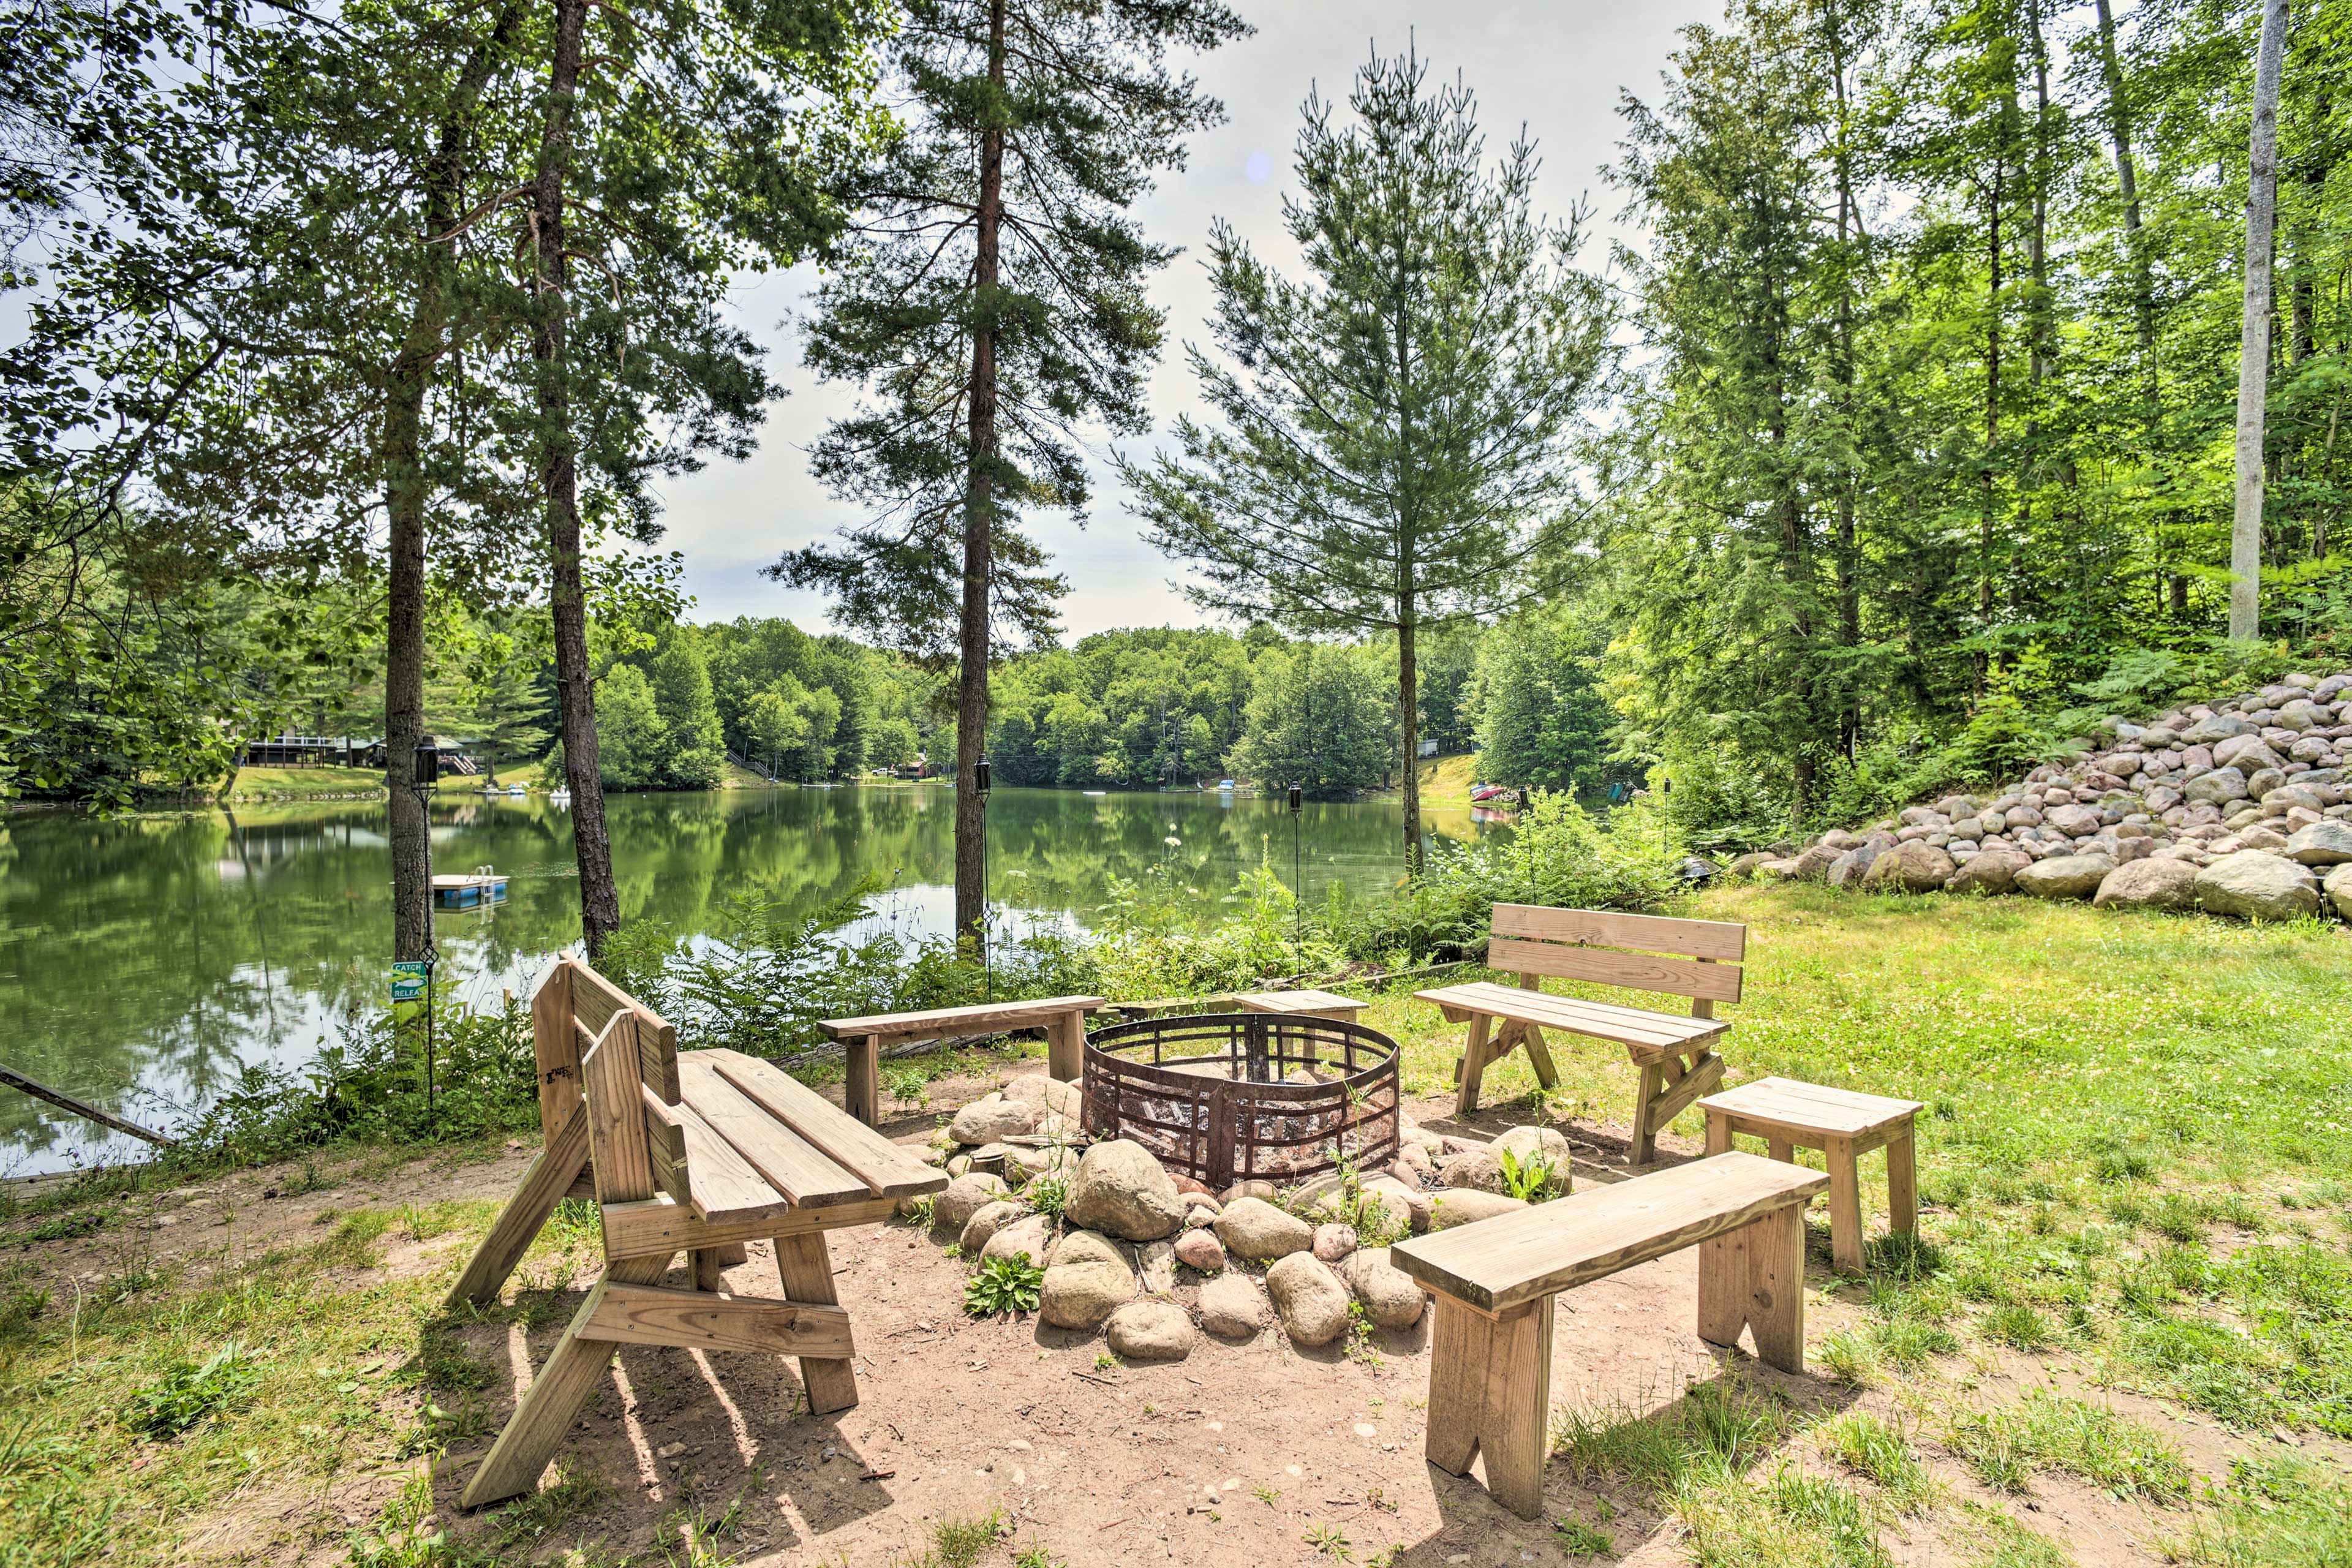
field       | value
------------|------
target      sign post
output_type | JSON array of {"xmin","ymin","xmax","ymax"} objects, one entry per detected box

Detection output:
[{"xmin": 390, "ymin": 958, "xmax": 438, "ymax": 1117}]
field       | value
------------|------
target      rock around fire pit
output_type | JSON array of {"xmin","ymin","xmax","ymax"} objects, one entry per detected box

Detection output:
[{"xmin": 1081, "ymin": 1012, "xmax": 1401, "ymax": 1189}]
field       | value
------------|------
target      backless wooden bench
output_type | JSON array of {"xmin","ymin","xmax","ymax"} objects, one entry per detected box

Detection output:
[
  {"xmin": 816, "ymin": 994, "xmax": 1104, "ymax": 1126},
  {"xmin": 1416, "ymin": 905, "xmax": 1744, "ymax": 1163},
  {"xmin": 1389, "ymin": 1152, "xmax": 1827, "ymax": 1519}
]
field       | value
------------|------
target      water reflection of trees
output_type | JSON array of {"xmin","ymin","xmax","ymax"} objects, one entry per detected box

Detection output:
[{"xmin": 1, "ymin": 788, "xmax": 1498, "ymax": 1166}]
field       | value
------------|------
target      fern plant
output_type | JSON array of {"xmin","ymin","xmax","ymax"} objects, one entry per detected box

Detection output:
[{"xmin": 963, "ymin": 1254, "xmax": 1044, "ymax": 1318}]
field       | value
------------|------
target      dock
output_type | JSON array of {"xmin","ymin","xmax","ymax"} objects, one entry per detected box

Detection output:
[{"xmin": 432, "ymin": 873, "xmax": 509, "ymax": 909}]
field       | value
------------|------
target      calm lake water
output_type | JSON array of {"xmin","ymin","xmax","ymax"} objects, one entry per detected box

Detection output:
[{"xmin": 0, "ymin": 785, "xmax": 1509, "ymax": 1173}]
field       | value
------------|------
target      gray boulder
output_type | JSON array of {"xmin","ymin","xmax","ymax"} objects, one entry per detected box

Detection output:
[
  {"xmin": 1213, "ymin": 1195, "xmax": 1314, "ymax": 1261},
  {"xmin": 1787, "ymin": 843, "xmax": 1841, "ymax": 881},
  {"xmin": 1429, "ymin": 1189, "xmax": 1529, "ymax": 1230},
  {"xmin": 934, "ymin": 1173, "xmax": 1013, "ymax": 1233},
  {"xmin": 2184, "ymin": 714, "xmax": 2254, "ymax": 744},
  {"xmin": 1265, "ymin": 1253, "xmax": 1353, "ymax": 1346},
  {"xmin": 2326, "ymin": 864, "xmax": 2352, "ymax": 919},
  {"xmin": 1825, "ymin": 845, "xmax": 1881, "ymax": 888},
  {"xmin": 1039, "ymin": 1229, "xmax": 1135, "ymax": 1330},
  {"xmin": 1196, "ymin": 1273, "xmax": 1268, "ymax": 1338},
  {"xmin": 2092, "ymin": 858, "xmax": 2200, "ymax": 911},
  {"xmin": 2015, "ymin": 854, "xmax": 2114, "ymax": 900},
  {"xmin": 1947, "ymin": 848, "xmax": 2029, "ymax": 895},
  {"xmin": 2285, "ymin": 821, "xmax": 2352, "ymax": 866},
  {"xmin": 1440, "ymin": 1144, "xmax": 1505, "ymax": 1193},
  {"xmin": 2185, "ymin": 767, "xmax": 2252, "ymax": 805},
  {"xmin": 1105, "ymin": 1300, "xmax": 1194, "ymax": 1362},
  {"xmin": 1063, "ymin": 1138, "xmax": 1186, "ymax": 1242},
  {"xmin": 1862, "ymin": 840, "xmax": 1956, "ymax": 892},
  {"xmin": 2046, "ymin": 804, "xmax": 2103, "ymax": 837},
  {"xmin": 1358, "ymin": 1175, "xmax": 1433, "ymax": 1235},
  {"xmin": 1341, "ymin": 1246, "xmax": 1430, "ymax": 1332},
  {"xmin": 981, "ymin": 1212, "xmax": 1057, "ymax": 1268},
  {"xmin": 2196, "ymin": 851, "xmax": 2320, "ymax": 921}
]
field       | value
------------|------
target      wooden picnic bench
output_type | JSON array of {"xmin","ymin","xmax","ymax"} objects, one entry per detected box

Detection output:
[
  {"xmin": 1417, "ymin": 905, "xmax": 1744, "ymax": 1163},
  {"xmin": 448, "ymin": 958, "xmax": 946, "ymax": 1509},
  {"xmin": 816, "ymin": 993, "xmax": 1103, "ymax": 1126},
  {"xmin": 1389, "ymin": 1152, "xmax": 1828, "ymax": 1519}
]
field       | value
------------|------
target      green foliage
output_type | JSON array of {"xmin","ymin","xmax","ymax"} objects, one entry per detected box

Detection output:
[
  {"xmin": 962, "ymin": 1255, "xmax": 1044, "ymax": 1318},
  {"xmin": 1472, "ymin": 608, "xmax": 1627, "ymax": 798},
  {"xmin": 1495, "ymin": 1149, "xmax": 1564, "ymax": 1202},
  {"xmin": 1022, "ymin": 1177, "xmax": 1070, "ymax": 1224},
  {"xmin": 120, "ymin": 1343, "xmax": 262, "ymax": 1441},
  {"xmin": 1227, "ymin": 643, "xmax": 1398, "ymax": 797}
]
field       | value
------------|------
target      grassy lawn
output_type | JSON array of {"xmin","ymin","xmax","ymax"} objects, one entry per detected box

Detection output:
[{"xmin": 3, "ymin": 888, "xmax": 2348, "ymax": 1565}]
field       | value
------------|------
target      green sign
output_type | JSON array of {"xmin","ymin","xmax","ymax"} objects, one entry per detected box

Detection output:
[{"xmin": 390, "ymin": 960, "xmax": 432, "ymax": 1003}]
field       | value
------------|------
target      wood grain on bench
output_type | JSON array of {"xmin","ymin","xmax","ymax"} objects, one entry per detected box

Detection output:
[{"xmin": 1415, "ymin": 982, "xmax": 1729, "ymax": 1058}]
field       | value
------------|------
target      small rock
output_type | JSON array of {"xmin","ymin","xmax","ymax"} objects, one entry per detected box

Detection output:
[
  {"xmin": 1311, "ymin": 1223, "xmax": 1359, "ymax": 1264},
  {"xmin": 1137, "ymin": 1238, "xmax": 1177, "ymax": 1294},
  {"xmin": 1105, "ymin": 1300, "xmax": 1194, "ymax": 1362},
  {"xmin": 2324, "ymin": 863, "xmax": 2352, "ymax": 919},
  {"xmin": 1196, "ymin": 1273, "xmax": 1269, "ymax": 1338},
  {"xmin": 1428, "ymin": 1189, "xmax": 1529, "ymax": 1229},
  {"xmin": 1219, "ymin": 1178, "xmax": 1277, "ymax": 1206},
  {"xmin": 1038, "ymin": 1229, "xmax": 1134, "ymax": 1330},
  {"xmin": 1213, "ymin": 1196, "xmax": 1314, "ymax": 1261},
  {"xmin": 933, "ymin": 1174, "xmax": 1012, "ymax": 1233},
  {"xmin": 960, "ymin": 1199, "xmax": 1025, "ymax": 1254},
  {"xmin": 1360, "ymin": 1175, "xmax": 1432, "ymax": 1234},
  {"xmin": 1439, "ymin": 1145, "xmax": 1504, "ymax": 1193},
  {"xmin": 1173, "ymin": 1229, "xmax": 1226, "ymax": 1272},
  {"xmin": 949, "ymin": 1096, "xmax": 1042, "ymax": 1147},
  {"xmin": 1265, "ymin": 1253, "xmax": 1353, "ymax": 1346}
]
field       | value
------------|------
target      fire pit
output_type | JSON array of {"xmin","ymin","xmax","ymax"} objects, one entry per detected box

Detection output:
[{"xmin": 1081, "ymin": 1012, "xmax": 1401, "ymax": 1189}]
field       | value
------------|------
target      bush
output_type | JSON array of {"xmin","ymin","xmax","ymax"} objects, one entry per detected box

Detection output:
[{"xmin": 963, "ymin": 1254, "xmax": 1044, "ymax": 1318}]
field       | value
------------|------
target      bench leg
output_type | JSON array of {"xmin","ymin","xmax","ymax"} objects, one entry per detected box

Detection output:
[
  {"xmin": 1697, "ymin": 1205, "xmax": 1806, "ymax": 1373},
  {"xmin": 1632, "ymin": 1049, "xmax": 1725, "ymax": 1167},
  {"xmin": 845, "ymin": 1035, "xmax": 880, "ymax": 1128},
  {"xmin": 1453, "ymin": 1013, "xmax": 1494, "ymax": 1118},
  {"xmin": 774, "ymin": 1231, "xmax": 859, "ymax": 1415},
  {"xmin": 1425, "ymin": 1295, "xmax": 1552, "ymax": 1520},
  {"xmin": 462, "ymin": 1251, "xmax": 674, "ymax": 1508},
  {"xmin": 1520, "ymin": 1024, "xmax": 1559, "ymax": 1090},
  {"xmin": 445, "ymin": 1101, "xmax": 589, "ymax": 1310},
  {"xmin": 1704, "ymin": 1110, "xmax": 1733, "ymax": 1156},
  {"xmin": 692, "ymin": 1247, "xmax": 725, "ymax": 1292},
  {"xmin": 1886, "ymin": 1131, "xmax": 1918, "ymax": 1242},
  {"xmin": 1630, "ymin": 1060, "xmax": 1665, "ymax": 1165},
  {"xmin": 1047, "ymin": 1011, "xmax": 1085, "ymax": 1082},
  {"xmin": 1825, "ymin": 1136, "xmax": 1866, "ymax": 1274}
]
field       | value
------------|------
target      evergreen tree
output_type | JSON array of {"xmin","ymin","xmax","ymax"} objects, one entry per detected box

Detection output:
[
  {"xmin": 770, "ymin": 0, "xmax": 1246, "ymax": 948},
  {"xmin": 1125, "ymin": 48, "xmax": 1612, "ymax": 872}
]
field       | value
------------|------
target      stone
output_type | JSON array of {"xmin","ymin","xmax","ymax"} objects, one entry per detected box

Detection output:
[
  {"xmin": 1787, "ymin": 843, "xmax": 1841, "ymax": 881},
  {"xmin": 1340, "ymin": 1246, "xmax": 1429, "ymax": 1332},
  {"xmin": 2326, "ymin": 864, "xmax": 2352, "ymax": 919},
  {"xmin": 1312, "ymin": 1223, "xmax": 1359, "ymax": 1264},
  {"xmin": 1360, "ymin": 1175, "xmax": 1433, "ymax": 1235},
  {"xmin": 960, "ymin": 1199, "xmax": 1025, "ymax": 1254},
  {"xmin": 2286, "ymin": 820, "xmax": 2352, "ymax": 866},
  {"xmin": 1039, "ymin": 1229, "xmax": 1136, "ymax": 1331},
  {"xmin": 1428, "ymin": 1189, "xmax": 1529, "ymax": 1229},
  {"xmin": 1946, "ymin": 848, "xmax": 2029, "ymax": 894},
  {"xmin": 1265, "ymin": 1253, "xmax": 1353, "ymax": 1346},
  {"xmin": 1755, "ymin": 858, "xmax": 1801, "ymax": 883},
  {"xmin": 1213, "ymin": 1196, "xmax": 1314, "ymax": 1261},
  {"xmin": 1063, "ymin": 1138, "xmax": 1186, "ymax": 1242},
  {"xmin": 2247, "ymin": 767, "xmax": 2287, "ymax": 800},
  {"xmin": 1825, "ymin": 845, "xmax": 1879, "ymax": 888},
  {"xmin": 1002, "ymin": 1071, "xmax": 1083, "ymax": 1121},
  {"xmin": 1861, "ymin": 840, "xmax": 1957, "ymax": 892},
  {"xmin": 2214, "ymin": 736, "xmax": 2285, "ymax": 774},
  {"xmin": 2092, "ymin": 858, "xmax": 2201, "ymax": 911},
  {"xmin": 2196, "ymin": 851, "xmax": 2321, "ymax": 921},
  {"xmin": 982, "ymin": 1213, "xmax": 1056, "ymax": 1268},
  {"xmin": 1391, "ymin": 1142, "xmax": 1436, "ymax": 1180},
  {"xmin": 949, "ymin": 1096, "xmax": 1041, "ymax": 1147},
  {"xmin": 1196, "ymin": 1273, "xmax": 1269, "ymax": 1338},
  {"xmin": 1173, "ymin": 1228, "xmax": 1226, "ymax": 1272},
  {"xmin": 1220, "ymin": 1178, "xmax": 1276, "ymax": 1207},
  {"xmin": 1490, "ymin": 1124, "xmax": 1574, "ymax": 1181},
  {"xmin": 2015, "ymin": 854, "xmax": 2114, "ymax": 900},
  {"xmin": 1105, "ymin": 1300, "xmax": 1194, "ymax": 1362},
  {"xmin": 1440, "ymin": 1145, "xmax": 1504, "ymax": 1193},
  {"xmin": 2183, "ymin": 714, "xmax": 2254, "ymax": 744},
  {"xmin": 1726, "ymin": 851, "xmax": 1776, "ymax": 879},
  {"xmin": 1137, "ymin": 1238, "xmax": 1177, "ymax": 1294},
  {"xmin": 1181, "ymin": 1191, "xmax": 1223, "ymax": 1216},
  {"xmin": 934, "ymin": 1173, "xmax": 1012, "ymax": 1234},
  {"xmin": 1003, "ymin": 1142, "xmax": 1079, "ymax": 1188},
  {"xmin": 2045, "ymin": 804, "xmax": 2103, "ymax": 837},
  {"xmin": 2185, "ymin": 767, "xmax": 2252, "ymax": 805}
]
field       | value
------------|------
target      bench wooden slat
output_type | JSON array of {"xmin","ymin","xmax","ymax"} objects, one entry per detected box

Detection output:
[
  {"xmin": 666, "ymin": 1097, "xmax": 800, "ymax": 1224},
  {"xmin": 815, "ymin": 993, "xmax": 1106, "ymax": 1043},
  {"xmin": 567, "ymin": 957, "xmax": 681, "ymax": 1102},
  {"xmin": 1391, "ymin": 1153, "xmax": 1827, "ymax": 1313},
  {"xmin": 704, "ymin": 1050, "xmax": 947, "ymax": 1200},
  {"xmin": 1698, "ymin": 1076, "xmax": 1923, "ymax": 1140},
  {"xmin": 1491, "ymin": 903, "xmax": 1747, "ymax": 962},
  {"xmin": 678, "ymin": 1057, "xmax": 872, "ymax": 1208},
  {"xmin": 1416, "ymin": 982, "xmax": 1727, "ymax": 1054},
  {"xmin": 1488, "ymin": 937, "xmax": 1743, "ymax": 1005}
]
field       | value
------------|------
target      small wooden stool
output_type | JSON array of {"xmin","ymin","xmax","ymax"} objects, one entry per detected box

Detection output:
[
  {"xmin": 1698, "ymin": 1077, "xmax": 1922, "ymax": 1274},
  {"xmin": 1234, "ymin": 988, "xmax": 1367, "ymax": 1025}
]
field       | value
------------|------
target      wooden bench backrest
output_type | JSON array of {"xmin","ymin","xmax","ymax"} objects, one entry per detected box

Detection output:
[
  {"xmin": 1487, "ymin": 904, "xmax": 1746, "ymax": 1014},
  {"xmin": 1390, "ymin": 1152, "xmax": 1825, "ymax": 1313},
  {"xmin": 529, "ymin": 959, "xmax": 684, "ymax": 1208}
]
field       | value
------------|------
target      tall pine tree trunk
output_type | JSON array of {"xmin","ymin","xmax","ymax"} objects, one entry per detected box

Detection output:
[
  {"xmin": 1393, "ymin": 288, "xmax": 1423, "ymax": 876},
  {"xmin": 380, "ymin": 2, "xmax": 524, "ymax": 965},
  {"xmin": 2231, "ymin": 0, "xmax": 2288, "ymax": 641},
  {"xmin": 533, "ymin": 0, "xmax": 621, "ymax": 957},
  {"xmin": 955, "ymin": 0, "xmax": 1008, "ymax": 951}
]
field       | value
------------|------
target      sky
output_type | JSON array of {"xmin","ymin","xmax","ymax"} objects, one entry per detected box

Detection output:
[{"xmin": 655, "ymin": 0, "xmax": 1721, "ymax": 638}]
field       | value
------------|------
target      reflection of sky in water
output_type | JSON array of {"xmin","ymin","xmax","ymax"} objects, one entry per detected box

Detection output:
[{"xmin": 1, "ymin": 788, "xmax": 1501, "ymax": 1174}]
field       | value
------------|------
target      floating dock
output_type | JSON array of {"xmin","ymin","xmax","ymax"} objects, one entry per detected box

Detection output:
[{"xmin": 431, "ymin": 873, "xmax": 509, "ymax": 909}]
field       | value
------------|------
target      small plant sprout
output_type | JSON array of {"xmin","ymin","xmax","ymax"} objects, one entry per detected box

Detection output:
[
  {"xmin": 963, "ymin": 1255, "xmax": 1043, "ymax": 1318},
  {"xmin": 1304, "ymin": 1521, "xmax": 1353, "ymax": 1559}
]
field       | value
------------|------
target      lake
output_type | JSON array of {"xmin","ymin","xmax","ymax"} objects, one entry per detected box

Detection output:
[{"xmin": 0, "ymin": 784, "xmax": 1510, "ymax": 1173}]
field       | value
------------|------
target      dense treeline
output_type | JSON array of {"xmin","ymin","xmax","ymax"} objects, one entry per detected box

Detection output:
[{"xmin": 1594, "ymin": 0, "xmax": 2352, "ymax": 834}]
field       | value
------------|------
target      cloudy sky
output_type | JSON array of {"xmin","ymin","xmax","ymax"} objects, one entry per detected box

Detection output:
[{"xmin": 656, "ymin": 0, "xmax": 1719, "ymax": 638}]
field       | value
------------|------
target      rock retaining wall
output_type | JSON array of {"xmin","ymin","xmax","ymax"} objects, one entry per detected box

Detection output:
[{"xmin": 1727, "ymin": 669, "xmax": 2352, "ymax": 922}]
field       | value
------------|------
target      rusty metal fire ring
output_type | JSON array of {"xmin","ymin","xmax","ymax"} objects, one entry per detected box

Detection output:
[{"xmin": 1080, "ymin": 1012, "xmax": 1401, "ymax": 1190}]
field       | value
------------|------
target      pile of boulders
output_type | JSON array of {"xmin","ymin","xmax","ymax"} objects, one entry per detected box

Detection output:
[
  {"xmin": 1727, "ymin": 671, "xmax": 2352, "ymax": 922},
  {"xmin": 905, "ymin": 1071, "xmax": 1579, "ymax": 1359}
]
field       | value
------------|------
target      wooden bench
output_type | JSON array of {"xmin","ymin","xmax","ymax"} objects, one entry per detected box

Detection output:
[
  {"xmin": 1389, "ymin": 1152, "xmax": 1827, "ymax": 1519},
  {"xmin": 1700, "ymin": 1077, "xmax": 1922, "ymax": 1274},
  {"xmin": 1234, "ymin": 987, "xmax": 1367, "ymax": 1025},
  {"xmin": 1417, "ymin": 905, "xmax": 1744, "ymax": 1163},
  {"xmin": 816, "ymin": 994, "xmax": 1104, "ymax": 1126},
  {"xmin": 449, "ymin": 958, "xmax": 946, "ymax": 1508}
]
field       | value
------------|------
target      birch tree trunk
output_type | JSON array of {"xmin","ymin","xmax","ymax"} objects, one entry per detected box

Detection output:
[{"xmin": 2230, "ymin": 0, "xmax": 2289, "ymax": 641}]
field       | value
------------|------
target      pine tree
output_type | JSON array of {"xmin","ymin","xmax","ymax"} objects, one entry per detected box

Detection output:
[
  {"xmin": 771, "ymin": 0, "xmax": 1246, "ymax": 949},
  {"xmin": 1123, "ymin": 48, "xmax": 1611, "ymax": 873}
]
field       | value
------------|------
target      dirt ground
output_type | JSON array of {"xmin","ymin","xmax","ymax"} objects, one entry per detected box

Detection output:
[{"xmin": 15, "ymin": 1066, "xmax": 2337, "ymax": 1568}]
